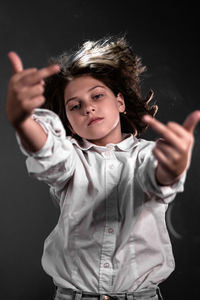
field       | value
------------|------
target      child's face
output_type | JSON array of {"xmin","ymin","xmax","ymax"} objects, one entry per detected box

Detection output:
[{"xmin": 64, "ymin": 75, "xmax": 125, "ymax": 146}]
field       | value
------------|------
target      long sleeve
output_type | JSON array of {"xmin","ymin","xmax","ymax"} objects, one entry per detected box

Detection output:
[
  {"xmin": 16, "ymin": 108, "xmax": 78, "ymax": 190},
  {"xmin": 136, "ymin": 139, "xmax": 186, "ymax": 203}
]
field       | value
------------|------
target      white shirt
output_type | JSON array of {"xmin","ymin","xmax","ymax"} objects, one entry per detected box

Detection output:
[{"xmin": 17, "ymin": 109, "xmax": 186, "ymax": 293}]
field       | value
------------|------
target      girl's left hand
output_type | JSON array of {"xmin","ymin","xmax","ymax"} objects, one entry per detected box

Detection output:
[{"xmin": 143, "ymin": 110, "xmax": 200, "ymax": 185}]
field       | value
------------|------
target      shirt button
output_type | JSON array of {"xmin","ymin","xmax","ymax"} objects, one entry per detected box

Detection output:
[
  {"xmin": 107, "ymin": 145, "xmax": 114, "ymax": 151},
  {"xmin": 109, "ymin": 164, "xmax": 114, "ymax": 169},
  {"xmin": 108, "ymin": 228, "xmax": 114, "ymax": 234},
  {"xmin": 103, "ymin": 262, "xmax": 110, "ymax": 268},
  {"xmin": 105, "ymin": 151, "xmax": 110, "ymax": 157}
]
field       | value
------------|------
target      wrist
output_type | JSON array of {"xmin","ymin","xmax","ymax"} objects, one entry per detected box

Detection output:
[
  {"xmin": 14, "ymin": 116, "xmax": 47, "ymax": 153},
  {"xmin": 14, "ymin": 116, "xmax": 33, "ymax": 132},
  {"xmin": 155, "ymin": 166, "xmax": 183, "ymax": 186}
]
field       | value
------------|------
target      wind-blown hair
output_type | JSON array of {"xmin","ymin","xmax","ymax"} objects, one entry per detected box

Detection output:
[{"xmin": 43, "ymin": 36, "xmax": 158, "ymax": 137}]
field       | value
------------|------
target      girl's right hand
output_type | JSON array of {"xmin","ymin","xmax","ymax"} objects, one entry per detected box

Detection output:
[{"xmin": 6, "ymin": 52, "xmax": 60, "ymax": 129}]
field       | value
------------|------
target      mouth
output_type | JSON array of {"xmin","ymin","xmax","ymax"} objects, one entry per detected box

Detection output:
[{"xmin": 88, "ymin": 117, "xmax": 104, "ymax": 126}]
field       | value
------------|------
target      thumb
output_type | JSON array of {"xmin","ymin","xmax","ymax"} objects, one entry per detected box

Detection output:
[
  {"xmin": 8, "ymin": 51, "xmax": 23, "ymax": 74},
  {"xmin": 183, "ymin": 110, "xmax": 200, "ymax": 133}
]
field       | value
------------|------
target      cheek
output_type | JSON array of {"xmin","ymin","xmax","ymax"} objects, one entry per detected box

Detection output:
[
  {"xmin": 111, "ymin": 114, "xmax": 120, "ymax": 129},
  {"xmin": 66, "ymin": 113, "xmax": 82, "ymax": 132},
  {"xmin": 106, "ymin": 105, "xmax": 120, "ymax": 121},
  {"xmin": 66, "ymin": 112, "xmax": 75, "ymax": 128},
  {"xmin": 66, "ymin": 113, "xmax": 72, "ymax": 124}
]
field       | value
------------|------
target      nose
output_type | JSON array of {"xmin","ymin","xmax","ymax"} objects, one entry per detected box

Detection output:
[{"xmin": 85, "ymin": 104, "xmax": 95, "ymax": 115}]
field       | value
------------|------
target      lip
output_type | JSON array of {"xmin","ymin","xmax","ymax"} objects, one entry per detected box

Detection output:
[{"xmin": 88, "ymin": 117, "xmax": 104, "ymax": 126}]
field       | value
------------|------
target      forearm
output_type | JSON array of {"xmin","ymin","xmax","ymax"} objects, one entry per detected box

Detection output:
[{"xmin": 15, "ymin": 117, "xmax": 47, "ymax": 153}]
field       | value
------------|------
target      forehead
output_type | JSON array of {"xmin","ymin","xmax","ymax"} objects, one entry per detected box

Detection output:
[{"xmin": 64, "ymin": 75, "xmax": 106, "ymax": 98}]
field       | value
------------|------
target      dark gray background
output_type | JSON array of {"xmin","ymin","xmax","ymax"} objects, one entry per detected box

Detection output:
[{"xmin": 0, "ymin": 1, "xmax": 200, "ymax": 299}]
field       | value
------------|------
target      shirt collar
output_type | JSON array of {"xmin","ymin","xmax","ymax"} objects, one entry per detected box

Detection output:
[{"xmin": 68, "ymin": 133, "xmax": 139, "ymax": 152}]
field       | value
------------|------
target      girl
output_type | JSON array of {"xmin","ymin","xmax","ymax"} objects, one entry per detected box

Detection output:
[{"xmin": 6, "ymin": 37, "xmax": 200, "ymax": 300}]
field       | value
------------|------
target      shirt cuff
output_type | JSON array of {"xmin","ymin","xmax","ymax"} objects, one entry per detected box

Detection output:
[
  {"xmin": 16, "ymin": 130, "xmax": 54, "ymax": 158},
  {"xmin": 16, "ymin": 108, "xmax": 65, "ymax": 158},
  {"xmin": 150, "ymin": 156, "xmax": 186, "ymax": 203}
]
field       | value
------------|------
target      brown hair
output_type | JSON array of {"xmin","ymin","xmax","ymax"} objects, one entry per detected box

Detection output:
[{"xmin": 43, "ymin": 36, "xmax": 158, "ymax": 138}]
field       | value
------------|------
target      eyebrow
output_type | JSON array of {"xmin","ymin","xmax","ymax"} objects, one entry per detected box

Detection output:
[{"xmin": 65, "ymin": 85, "xmax": 106, "ymax": 105}]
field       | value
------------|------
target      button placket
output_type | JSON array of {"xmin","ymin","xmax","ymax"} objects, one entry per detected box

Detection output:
[
  {"xmin": 103, "ymin": 262, "xmax": 110, "ymax": 268},
  {"xmin": 102, "ymin": 145, "xmax": 115, "ymax": 159},
  {"xmin": 105, "ymin": 150, "xmax": 110, "ymax": 157},
  {"xmin": 108, "ymin": 227, "xmax": 114, "ymax": 234},
  {"xmin": 99, "ymin": 144, "xmax": 118, "ymax": 291}
]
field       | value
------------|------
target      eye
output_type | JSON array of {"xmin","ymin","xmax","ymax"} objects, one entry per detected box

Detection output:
[
  {"xmin": 93, "ymin": 93, "xmax": 104, "ymax": 100},
  {"xmin": 70, "ymin": 103, "xmax": 81, "ymax": 111}
]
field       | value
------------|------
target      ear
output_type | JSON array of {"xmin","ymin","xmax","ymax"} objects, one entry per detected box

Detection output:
[{"xmin": 116, "ymin": 93, "xmax": 126, "ymax": 113}]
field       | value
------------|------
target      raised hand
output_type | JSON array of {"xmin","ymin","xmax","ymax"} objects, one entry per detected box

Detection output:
[
  {"xmin": 6, "ymin": 51, "xmax": 60, "ymax": 128},
  {"xmin": 143, "ymin": 111, "xmax": 200, "ymax": 185}
]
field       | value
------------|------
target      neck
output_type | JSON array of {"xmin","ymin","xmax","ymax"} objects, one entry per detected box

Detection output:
[{"xmin": 88, "ymin": 130, "xmax": 123, "ymax": 146}]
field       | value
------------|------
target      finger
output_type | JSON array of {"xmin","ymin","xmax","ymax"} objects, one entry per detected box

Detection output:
[
  {"xmin": 8, "ymin": 51, "xmax": 23, "ymax": 74},
  {"xmin": 153, "ymin": 147, "xmax": 169, "ymax": 169},
  {"xmin": 30, "ymin": 96, "xmax": 46, "ymax": 108},
  {"xmin": 21, "ymin": 64, "xmax": 60, "ymax": 86},
  {"xmin": 156, "ymin": 139, "xmax": 179, "ymax": 159},
  {"xmin": 183, "ymin": 110, "xmax": 200, "ymax": 133},
  {"xmin": 23, "ymin": 96, "xmax": 46, "ymax": 111},
  {"xmin": 167, "ymin": 121, "xmax": 189, "ymax": 138},
  {"xmin": 18, "ymin": 83, "xmax": 44, "ymax": 99},
  {"xmin": 142, "ymin": 115, "xmax": 179, "ymax": 144},
  {"xmin": 143, "ymin": 115, "xmax": 166, "ymax": 134},
  {"xmin": 11, "ymin": 68, "xmax": 37, "ymax": 84},
  {"xmin": 153, "ymin": 146, "xmax": 180, "ymax": 178}
]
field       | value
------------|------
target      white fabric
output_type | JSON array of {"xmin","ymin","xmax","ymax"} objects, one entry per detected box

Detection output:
[{"xmin": 17, "ymin": 108, "xmax": 186, "ymax": 293}]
